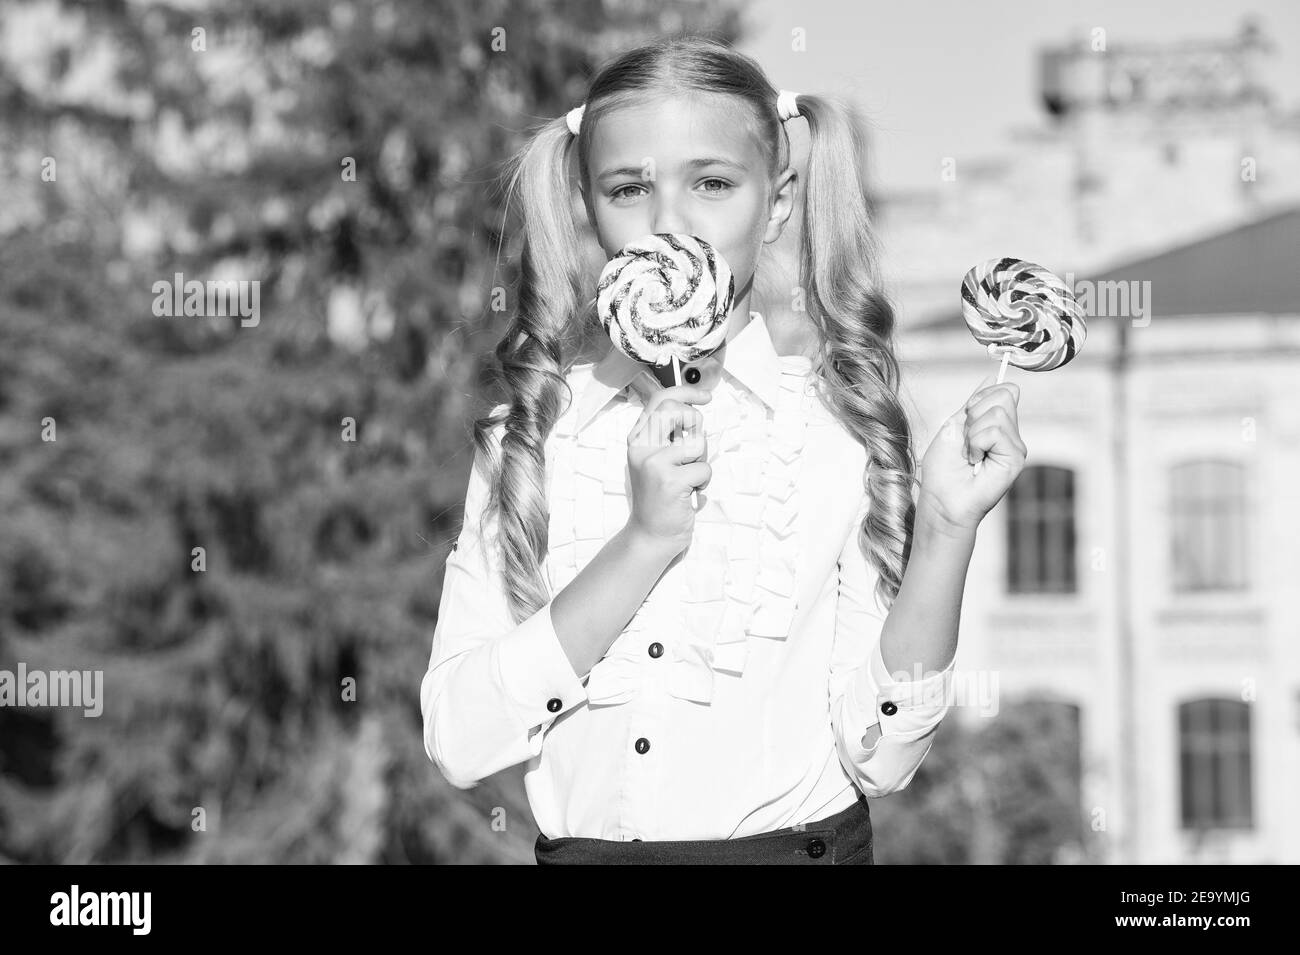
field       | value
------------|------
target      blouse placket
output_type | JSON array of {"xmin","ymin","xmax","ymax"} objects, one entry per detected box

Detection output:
[{"xmin": 546, "ymin": 354, "xmax": 816, "ymax": 707}]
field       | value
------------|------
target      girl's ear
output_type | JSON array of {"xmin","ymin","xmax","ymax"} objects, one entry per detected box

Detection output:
[{"xmin": 764, "ymin": 167, "xmax": 797, "ymax": 244}]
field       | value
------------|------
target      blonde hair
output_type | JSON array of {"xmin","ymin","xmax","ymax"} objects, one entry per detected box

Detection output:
[{"xmin": 473, "ymin": 34, "xmax": 916, "ymax": 624}]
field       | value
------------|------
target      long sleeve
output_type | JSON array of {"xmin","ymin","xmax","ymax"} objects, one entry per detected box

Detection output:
[
  {"xmin": 420, "ymin": 428, "xmax": 589, "ymax": 789},
  {"xmin": 829, "ymin": 494, "xmax": 956, "ymax": 798}
]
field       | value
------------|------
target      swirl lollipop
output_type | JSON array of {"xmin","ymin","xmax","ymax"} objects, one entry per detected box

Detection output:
[
  {"xmin": 597, "ymin": 232, "xmax": 734, "ymax": 365},
  {"xmin": 597, "ymin": 232, "xmax": 735, "ymax": 506},
  {"xmin": 960, "ymin": 257, "xmax": 1086, "ymax": 473}
]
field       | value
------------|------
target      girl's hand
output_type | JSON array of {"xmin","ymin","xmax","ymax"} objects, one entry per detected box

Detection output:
[
  {"xmin": 625, "ymin": 385, "xmax": 713, "ymax": 555},
  {"xmin": 916, "ymin": 374, "xmax": 1028, "ymax": 534}
]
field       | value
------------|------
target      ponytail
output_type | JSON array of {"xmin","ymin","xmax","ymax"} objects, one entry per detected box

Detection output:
[{"xmin": 795, "ymin": 93, "xmax": 917, "ymax": 606}]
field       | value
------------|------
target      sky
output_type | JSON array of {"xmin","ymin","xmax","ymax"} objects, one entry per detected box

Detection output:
[{"xmin": 740, "ymin": 0, "xmax": 1300, "ymax": 191}]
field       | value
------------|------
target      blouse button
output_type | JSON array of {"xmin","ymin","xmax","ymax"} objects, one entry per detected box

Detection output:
[
  {"xmin": 806, "ymin": 838, "xmax": 826, "ymax": 859},
  {"xmin": 547, "ymin": 697, "xmax": 562, "ymax": 712},
  {"xmin": 684, "ymin": 366, "xmax": 701, "ymax": 384},
  {"xmin": 635, "ymin": 737, "xmax": 651, "ymax": 754},
  {"xmin": 881, "ymin": 701, "xmax": 898, "ymax": 716},
  {"xmin": 648, "ymin": 642, "xmax": 663, "ymax": 658}
]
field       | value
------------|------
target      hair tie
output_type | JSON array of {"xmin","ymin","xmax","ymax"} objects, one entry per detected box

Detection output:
[
  {"xmin": 776, "ymin": 89, "xmax": 801, "ymax": 122},
  {"xmin": 566, "ymin": 103, "xmax": 585, "ymax": 136}
]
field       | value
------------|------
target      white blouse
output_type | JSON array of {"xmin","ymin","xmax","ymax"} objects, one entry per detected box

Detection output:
[{"xmin": 421, "ymin": 311, "xmax": 956, "ymax": 840}]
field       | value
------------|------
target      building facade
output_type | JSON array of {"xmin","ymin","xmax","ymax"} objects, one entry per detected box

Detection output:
[
  {"xmin": 876, "ymin": 16, "xmax": 1300, "ymax": 329},
  {"xmin": 901, "ymin": 207, "xmax": 1300, "ymax": 864}
]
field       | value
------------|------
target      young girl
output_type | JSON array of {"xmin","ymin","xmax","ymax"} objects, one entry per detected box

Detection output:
[{"xmin": 421, "ymin": 36, "xmax": 1026, "ymax": 865}]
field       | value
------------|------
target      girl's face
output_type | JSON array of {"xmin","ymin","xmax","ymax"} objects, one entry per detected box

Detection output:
[{"xmin": 580, "ymin": 93, "xmax": 797, "ymax": 322}]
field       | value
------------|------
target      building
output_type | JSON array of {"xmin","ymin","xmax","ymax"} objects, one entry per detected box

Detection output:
[
  {"xmin": 900, "ymin": 206, "xmax": 1300, "ymax": 864},
  {"xmin": 876, "ymin": 16, "xmax": 1300, "ymax": 329}
]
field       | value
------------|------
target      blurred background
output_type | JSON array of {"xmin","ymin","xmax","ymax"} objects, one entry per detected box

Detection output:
[{"xmin": 1, "ymin": 0, "xmax": 1296, "ymax": 864}]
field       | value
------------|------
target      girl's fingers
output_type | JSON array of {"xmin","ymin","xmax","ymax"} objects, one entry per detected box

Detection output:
[
  {"xmin": 965, "ymin": 380, "xmax": 1020, "ymax": 408},
  {"xmin": 964, "ymin": 425, "xmax": 1003, "ymax": 466},
  {"xmin": 966, "ymin": 403, "xmax": 1014, "ymax": 434},
  {"xmin": 629, "ymin": 397, "xmax": 703, "ymax": 443},
  {"xmin": 676, "ymin": 460, "xmax": 712, "ymax": 492},
  {"xmin": 632, "ymin": 386, "xmax": 712, "ymax": 431},
  {"xmin": 629, "ymin": 401, "xmax": 704, "ymax": 447},
  {"xmin": 964, "ymin": 424, "xmax": 1027, "ymax": 466},
  {"xmin": 972, "ymin": 418, "xmax": 1027, "ymax": 460},
  {"xmin": 967, "ymin": 403, "xmax": 1024, "ymax": 448},
  {"xmin": 966, "ymin": 383, "xmax": 1020, "ymax": 420},
  {"xmin": 659, "ymin": 431, "xmax": 708, "ymax": 466}
]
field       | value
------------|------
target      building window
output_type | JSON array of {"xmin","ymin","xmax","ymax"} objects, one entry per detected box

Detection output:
[
  {"xmin": 1169, "ymin": 460, "xmax": 1248, "ymax": 592},
  {"xmin": 1178, "ymin": 699, "xmax": 1253, "ymax": 830},
  {"xmin": 1006, "ymin": 465, "xmax": 1076, "ymax": 594}
]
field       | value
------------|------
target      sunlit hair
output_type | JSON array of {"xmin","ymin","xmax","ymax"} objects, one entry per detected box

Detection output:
[{"xmin": 472, "ymin": 34, "xmax": 916, "ymax": 624}]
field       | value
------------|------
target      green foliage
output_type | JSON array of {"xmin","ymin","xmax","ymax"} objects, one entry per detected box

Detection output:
[
  {"xmin": 872, "ymin": 700, "xmax": 1103, "ymax": 865},
  {"xmin": 0, "ymin": 0, "xmax": 743, "ymax": 863}
]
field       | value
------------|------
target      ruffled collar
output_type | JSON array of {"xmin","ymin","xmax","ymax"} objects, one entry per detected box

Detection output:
[{"xmin": 571, "ymin": 310, "xmax": 787, "ymax": 434}]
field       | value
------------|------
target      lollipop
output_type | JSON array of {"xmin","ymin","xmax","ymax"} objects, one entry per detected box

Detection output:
[
  {"xmin": 597, "ymin": 232, "xmax": 734, "ymax": 365},
  {"xmin": 597, "ymin": 232, "xmax": 735, "ymax": 506},
  {"xmin": 960, "ymin": 257, "xmax": 1086, "ymax": 473}
]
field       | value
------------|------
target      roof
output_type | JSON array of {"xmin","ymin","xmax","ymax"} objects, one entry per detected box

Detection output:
[{"xmin": 912, "ymin": 204, "xmax": 1300, "ymax": 332}]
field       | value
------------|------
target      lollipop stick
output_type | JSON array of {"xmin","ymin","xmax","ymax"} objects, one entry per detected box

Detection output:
[
  {"xmin": 672, "ymin": 356, "xmax": 701, "ymax": 509},
  {"xmin": 972, "ymin": 352, "xmax": 1011, "ymax": 475}
]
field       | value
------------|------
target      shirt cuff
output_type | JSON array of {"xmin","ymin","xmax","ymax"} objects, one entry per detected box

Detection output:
[
  {"xmin": 866, "ymin": 638, "xmax": 956, "ymax": 705},
  {"xmin": 845, "ymin": 638, "xmax": 955, "ymax": 760},
  {"xmin": 493, "ymin": 599, "xmax": 589, "ymax": 730}
]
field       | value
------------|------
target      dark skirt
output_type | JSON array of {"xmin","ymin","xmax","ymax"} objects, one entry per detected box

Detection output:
[{"xmin": 534, "ymin": 790, "xmax": 873, "ymax": 865}]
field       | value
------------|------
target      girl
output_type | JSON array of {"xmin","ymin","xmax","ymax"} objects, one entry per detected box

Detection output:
[{"xmin": 421, "ymin": 35, "xmax": 1026, "ymax": 865}]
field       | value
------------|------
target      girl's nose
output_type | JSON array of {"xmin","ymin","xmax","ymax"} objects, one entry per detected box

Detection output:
[
  {"xmin": 651, "ymin": 205, "xmax": 690, "ymax": 237},
  {"xmin": 652, "ymin": 221, "xmax": 691, "ymax": 237}
]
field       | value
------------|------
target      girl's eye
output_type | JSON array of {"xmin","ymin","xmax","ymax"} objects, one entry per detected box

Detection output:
[{"xmin": 610, "ymin": 179, "xmax": 734, "ymax": 202}]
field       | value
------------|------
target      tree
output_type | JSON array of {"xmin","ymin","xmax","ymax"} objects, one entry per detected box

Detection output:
[{"xmin": 0, "ymin": 0, "xmax": 744, "ymax": 863}]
